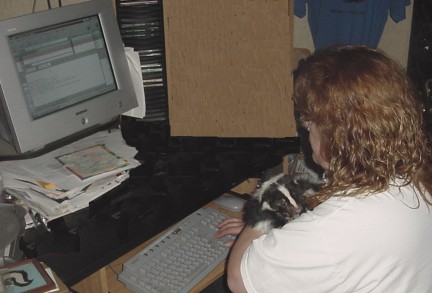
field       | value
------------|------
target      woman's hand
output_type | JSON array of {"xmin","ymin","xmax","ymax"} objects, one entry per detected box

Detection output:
[{"xmin": 215, "ymin": 217, "xmax": 245, "ymax": 247}]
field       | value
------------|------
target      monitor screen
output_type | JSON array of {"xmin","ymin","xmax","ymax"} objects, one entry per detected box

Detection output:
[
  {"xmin": 8, "ymin": 15, "xmax": 117, "ymax": 120},
  {"xmin": 0, "ymin": 0, "xmax": 138, "ymax": 159}
]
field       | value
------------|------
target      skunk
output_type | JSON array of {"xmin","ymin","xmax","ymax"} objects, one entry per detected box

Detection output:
[{"xmin": 243, "ymin": 173, "xmax": 321, "ymax": 233}]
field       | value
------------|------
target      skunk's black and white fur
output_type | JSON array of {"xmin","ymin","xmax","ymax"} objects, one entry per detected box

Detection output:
[{"xmin": 243, "ymin": 173, "xmax": 321, "ymax": 233}]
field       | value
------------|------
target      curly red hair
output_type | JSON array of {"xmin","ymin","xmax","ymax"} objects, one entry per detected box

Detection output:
[{"xmin": 293, "ymin": 45, "xmax": 432, "ymax": 205}]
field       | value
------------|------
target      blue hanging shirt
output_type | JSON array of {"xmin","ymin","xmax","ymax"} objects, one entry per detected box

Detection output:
[{"xmin": 294, "ymin": 0, "xmax": 410, "ymax": 49}]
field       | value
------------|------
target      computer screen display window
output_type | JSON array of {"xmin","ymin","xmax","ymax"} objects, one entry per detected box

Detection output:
[{"xmin": 8, "ymin": 15, "xmax": 116, "ymax": 120}]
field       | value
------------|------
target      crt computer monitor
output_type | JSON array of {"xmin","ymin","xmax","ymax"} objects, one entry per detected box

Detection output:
[{"xmin": 0, "ymin": 0, "xmax": 138, "ymax": 159}]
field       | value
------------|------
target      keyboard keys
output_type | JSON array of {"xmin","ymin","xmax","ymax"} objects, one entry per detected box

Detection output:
[{"xmin": 119, "ymin": 207, "xmax": 234, "ymax": 293}]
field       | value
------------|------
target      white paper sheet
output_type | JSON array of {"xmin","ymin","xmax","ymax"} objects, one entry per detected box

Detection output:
[{"xmin": 123, "ymin": 46, "xmax": 146, "ymax": 118}]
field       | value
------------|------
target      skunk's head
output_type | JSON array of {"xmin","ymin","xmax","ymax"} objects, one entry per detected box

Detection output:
[{"xmin": 260, "ymin": 183, "xmax": 305, "ymax": 222}]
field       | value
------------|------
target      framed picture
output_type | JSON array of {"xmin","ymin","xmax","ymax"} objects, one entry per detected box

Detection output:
[{"xmin": 0, "ymin": 259, "xmax": 56, "ymax": 293}]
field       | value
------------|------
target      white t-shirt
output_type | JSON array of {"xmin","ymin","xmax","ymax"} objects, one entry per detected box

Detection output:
[{"xmin": 241, "ymin": 183, "xmax": 432, "ymax": 292}]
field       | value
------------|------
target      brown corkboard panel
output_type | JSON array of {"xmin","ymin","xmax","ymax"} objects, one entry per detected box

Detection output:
[{"xmin": 164, "ymin": 0, "xmax": 296, "ymax": 138}]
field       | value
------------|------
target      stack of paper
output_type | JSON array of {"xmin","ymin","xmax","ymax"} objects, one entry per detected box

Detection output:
[{"xmin": 0, "ymin": 129, "xmax": 140, "ymax": 223}]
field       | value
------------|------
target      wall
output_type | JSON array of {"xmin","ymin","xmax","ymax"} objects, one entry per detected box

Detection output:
[
  {"xmin": 1, "ymin": 1, "xmax": 413, "ymax": 67},
  {"xmin": 0, "ymin": 0, "xmax": 86, "ymax": 19},
  {"xmin": 293, "ymin": 2, "xmax": 414, "ymax": 68}
]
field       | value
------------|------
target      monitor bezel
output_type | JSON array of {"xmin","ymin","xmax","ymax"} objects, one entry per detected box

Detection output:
[{"xmin": 0, "ymin": 0, "xmax": 138, "ymax": 158}]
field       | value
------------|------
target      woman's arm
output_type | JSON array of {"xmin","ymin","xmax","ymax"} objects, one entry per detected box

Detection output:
[{"xmin": 226, "ymin": 226, "xmax": 264, "ymax": 293}]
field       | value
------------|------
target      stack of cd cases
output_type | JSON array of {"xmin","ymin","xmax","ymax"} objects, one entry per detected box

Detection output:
[{"xmin": 116, "ymin": 0, "xmax": 168, "ymax": 121}]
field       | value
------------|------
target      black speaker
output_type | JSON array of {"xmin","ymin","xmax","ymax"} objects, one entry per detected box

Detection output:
[{"xmin": 407, "ymin": 0, "xmax": 432, "ymax": 112}]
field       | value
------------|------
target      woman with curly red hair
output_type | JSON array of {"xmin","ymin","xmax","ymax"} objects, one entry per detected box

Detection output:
[{"xmin": 218, "ymin": 45, "xmax": 432, "ymax": 292}]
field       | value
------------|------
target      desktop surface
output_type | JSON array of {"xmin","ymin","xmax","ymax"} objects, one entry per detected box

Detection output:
[
  {"xmin": 20, "ymin": 120, "xmax": 300, "ymax": 287},
  {"xmin": 21, "ymin": 182, "xmax": 216, "ymax": 286}
]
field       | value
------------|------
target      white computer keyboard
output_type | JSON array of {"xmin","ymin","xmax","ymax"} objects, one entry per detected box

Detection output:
[{"xmin": 118, "ymin": 207, "xmax": 235, "ymax": 293}]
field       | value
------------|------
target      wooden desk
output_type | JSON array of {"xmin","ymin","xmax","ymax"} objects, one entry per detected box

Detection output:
[{"xmin": 71, "ymin": 202, "xmax": 244, "ymax": 293}]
